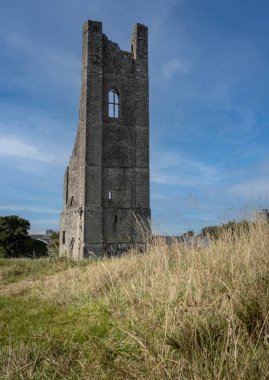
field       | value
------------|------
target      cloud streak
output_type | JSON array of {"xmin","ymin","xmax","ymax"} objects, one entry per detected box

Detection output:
[
  {"xmin": 162, "ymin": 58, "xmax": 191, "ymax": 79},
  {"xmin": 3, "ymin": 32, "xmax": 81, "ymax": 91},
  {"xmin": 151, "ymin": 151, "xmax": 220, "ymax": 187},
  {"xmin": 0, "ymin": 136, "xmax": 54, "ymax": 162},
  {"xmin": 229, "ymin": 177, "xmax": 269, "ymax": 199},
  {"xmin": 0, "ymin": 205, "xmax": 59, "ymax": 214}
]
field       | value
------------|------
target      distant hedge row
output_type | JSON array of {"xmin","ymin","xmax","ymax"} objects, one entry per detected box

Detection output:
[{"xmin": 201, "ymin": 219, "xmax": 253, "ymax": 239}]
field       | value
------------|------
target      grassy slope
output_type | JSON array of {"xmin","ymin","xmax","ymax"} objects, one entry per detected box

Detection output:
[{"xmin": 0, "ymin": 223, "xmax": 269, "ymax": 379}]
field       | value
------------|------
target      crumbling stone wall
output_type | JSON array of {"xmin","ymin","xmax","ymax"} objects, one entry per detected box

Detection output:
[{"xmin": 60, "ymin": 20, "xmax": 150, "ymax": 259}]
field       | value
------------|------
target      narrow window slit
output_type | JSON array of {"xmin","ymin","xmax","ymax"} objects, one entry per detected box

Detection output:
[
  {"xmin": 108, "ymin": 88, "xmax": 119, "ymax": 118},
  {"xmin": 70, "ymin": 238, "xmax": 75, "ymax": 252}
]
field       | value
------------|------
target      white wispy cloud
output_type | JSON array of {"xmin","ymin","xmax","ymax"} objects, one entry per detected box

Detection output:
[
  {"xmin": 151, "ymin": 193, "xmax": 170, "ymax": 200},
  {"xmin": 151, "ymin": 151, "xmax": 220, "ymax": 186},
  {"xmin": 30, "ymin": 219, "xmax": 59, "ymax": 228},
  {"xmin": 4, "ymin": 32, "xmax": 81, "ymax": 90},
  {"xmin": 229, "ymin": 177, "xmax": 269, "ymax": 199},
  {"xmin": 0, "ymin": 103, "xmax": 73, "ymax": 166},
  {"xmin": 162, "ymin": 58, "xmax": 191, "ymax": 79},
  {"xmin": 0, "ymin": 205, "xmax": 59, "ymax": 214},
  {"xmin": 0, "ymin": 136, "xmax": 54, "ymax": 162}
]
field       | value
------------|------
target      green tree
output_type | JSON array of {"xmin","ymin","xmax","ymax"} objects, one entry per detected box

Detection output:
[
  {"xmin": 0, "ymin": 215, "xmax": 32, "ymax": 257},
  {"xmin": 48, "ymin": 231, "xmax": 59, "ymax": 258},
  {"xmin": 31, "ymin": 239, "xmax": 48, "ymax": 257}
]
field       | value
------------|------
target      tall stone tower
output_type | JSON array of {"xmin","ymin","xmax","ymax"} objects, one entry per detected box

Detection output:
[{"xmin": 59, "ymin": 20, "xmax": 150, "ymax": 259}]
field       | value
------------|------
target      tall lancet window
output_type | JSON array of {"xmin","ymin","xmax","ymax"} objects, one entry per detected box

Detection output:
[{"xmin": 108, "ymin": 88, "xmax": 119, "ymax": 118}]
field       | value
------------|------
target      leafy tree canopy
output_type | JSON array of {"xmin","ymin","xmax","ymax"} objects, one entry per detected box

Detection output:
[
  {"xmin": 0, "ymin": 215, "xmax": 48, "ymax": 258},
  {"xmin": 0, "ymin": 215, "xmax": 32, "ymax": 258}
]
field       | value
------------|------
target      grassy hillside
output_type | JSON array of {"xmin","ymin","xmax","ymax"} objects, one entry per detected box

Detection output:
[{"xmin": 1, "ymin": 222, "xmax": 269, "ymax": 379}]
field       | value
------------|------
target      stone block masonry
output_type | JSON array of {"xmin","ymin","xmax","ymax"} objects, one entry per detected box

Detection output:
[{"xmin": 59, "ymin": 20, "xmax": 150, "ymax": 259}]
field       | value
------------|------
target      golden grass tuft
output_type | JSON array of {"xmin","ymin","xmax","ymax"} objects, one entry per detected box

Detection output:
[{"xmin": 1, "ymin": 220, "xmax": 269, "ymax": 379}]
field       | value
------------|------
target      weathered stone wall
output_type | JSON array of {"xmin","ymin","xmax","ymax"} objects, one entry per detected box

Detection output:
[{"xmin": 59, "ymin": 20, "xmax": 150, "ymax": 259}]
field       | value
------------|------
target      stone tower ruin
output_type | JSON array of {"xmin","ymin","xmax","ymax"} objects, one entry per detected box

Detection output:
[{"xmin": 59, "ymin": 20, "xmax": 150, "ymax": 259}]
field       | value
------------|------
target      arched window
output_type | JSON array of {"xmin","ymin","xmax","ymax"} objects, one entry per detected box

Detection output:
[{"xmin": 108, "ymin": 88, "xmax": 119, "ymax": 118}]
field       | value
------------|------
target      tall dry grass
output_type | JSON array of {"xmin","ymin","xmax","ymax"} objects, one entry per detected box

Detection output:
[{"xmin": 1, "ymin": 220, "xmax": 269, "ymax": 379}]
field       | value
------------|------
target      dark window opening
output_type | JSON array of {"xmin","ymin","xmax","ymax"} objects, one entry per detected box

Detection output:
[
  {"xmin": 114, "ymin": 215, "xmax": 117, "ymax": 223},
  {"xmin": 108, "ymin": 88, "xmax": 119, "ymax": 118},
  {"xmin": 62, "ymin": 231, "xmax": 66, "ymax": 244},
  {"xmin": 70, "ymin": 238, "xmax": 75, "ymax": 252},
  {"xmin": 70, "ymin": 196, "xmax": 74, "ymax": 207},
  {"xmin": 131, "ymin": 44, "xmax": 133, "ymax": 53}
]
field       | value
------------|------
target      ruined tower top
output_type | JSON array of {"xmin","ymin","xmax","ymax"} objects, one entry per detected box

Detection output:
[{"xmin": 59, "ymin": 20, "xmax": 150, "ymax": 259}]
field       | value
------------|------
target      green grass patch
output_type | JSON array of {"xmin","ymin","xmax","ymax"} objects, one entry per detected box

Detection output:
[
  {"xmin": 0, "ymin": 295, "xmax": 120, "ymax": 379},
  {"xmin": 0, "ymin": 258, "xmax": 90, "ymax": 285},
  {"xmin": 0, "ymin": 296, "xmax": 111, "ymax": 345}
]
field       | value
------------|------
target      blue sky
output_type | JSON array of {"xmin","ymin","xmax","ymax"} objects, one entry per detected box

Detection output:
[{"xmin": 1, "ymin": 0, "xmax": 269, "ymax": 235}]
